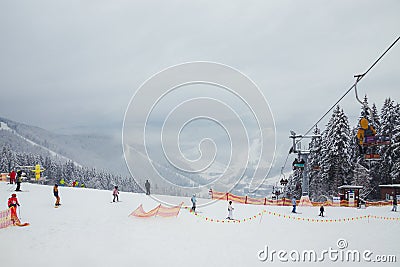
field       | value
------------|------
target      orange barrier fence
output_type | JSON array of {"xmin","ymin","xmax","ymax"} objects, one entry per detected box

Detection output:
[
  {"xmin": 129, "ymin": 202, "xmax": 183, "ymax": 218},
  {"xmin": 0, "ymin": 209, "xmax": 12, "ymax": 229},
  {"xmin": 0, "ymin": 208, "xmax": 29, "ymax": 228},
  {"xmin": 211, "ymin": 191, "xmax": 393, "ymax": 208}
]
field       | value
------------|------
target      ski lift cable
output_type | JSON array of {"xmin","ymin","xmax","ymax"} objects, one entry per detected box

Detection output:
[{"xmin": 281, "ymin": 35, "xmax": 400, "ymax": 171}]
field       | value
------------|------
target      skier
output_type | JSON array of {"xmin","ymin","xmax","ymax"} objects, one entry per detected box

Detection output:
[
  {"xmin": 291, "ymin": 197, "xmax": 297, "ymax": 213},
  {"xmin": 227, "ymin": 201, "xmax": 234, "ymax": 220},
  {"xmin": 53, "ymin": 184, "xmax": 61, "ymax": 206},
  {"xmin": 15, "ymin": 170, "xmax": 22, "ymax": 191},
  {"xmin": 7, "ymin": 193, "xmax": 20, "ymax": 224},
  {"xmin": 9, "ymin": 169, "xmax": 16, "ymax": 184},
  {"xmin": 112, "ymin": 186, "xmax": 119, "ymax": 202},
  {"xmin": 190, "ymin": 194, "xmax": 197, "ymax": 212},
  {"xmin": 319, "ymin": 205, "xmax": 324, "ymax": 217},
  {"xmin": 59, "ymin": 178, "xmax": 65, "ymax": 186},
  {"xmin": 392, "ymin": 196, "xmax": 397, "ymax": 212},
  {"xmin": 145, "ymin": 180, "xmax": 151, "ymax": 195}
]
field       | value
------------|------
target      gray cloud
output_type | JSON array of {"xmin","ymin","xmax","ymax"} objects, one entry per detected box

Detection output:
[{"xmin": 0, "ymin": 0, "xmax": 399, "ymax": 173}]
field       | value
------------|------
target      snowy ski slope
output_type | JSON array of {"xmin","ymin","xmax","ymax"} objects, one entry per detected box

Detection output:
[{"xmin": 0, "ymin": 182, "xmax": 399, "ymax": 266}]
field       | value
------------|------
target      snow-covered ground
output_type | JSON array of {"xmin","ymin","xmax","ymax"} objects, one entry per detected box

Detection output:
[{"xmin": 1, "ymin": 182, "xmax": 399, "ymax": 266}]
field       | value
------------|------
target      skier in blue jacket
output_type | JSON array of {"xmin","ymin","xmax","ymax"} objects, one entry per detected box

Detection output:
[{"xmin": 191, "ymin": 194, "xmax": 197, "ymax": 212}]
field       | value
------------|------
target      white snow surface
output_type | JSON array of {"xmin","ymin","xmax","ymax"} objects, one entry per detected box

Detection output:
[{"xmin": 1, "ymin": 182, "xmax": 399, "ymax": 266}]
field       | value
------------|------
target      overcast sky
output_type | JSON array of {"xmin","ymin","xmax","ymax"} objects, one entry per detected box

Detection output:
[{"xmin": 0, "ymin": 0, "xmax": 399, "ymax": 174}]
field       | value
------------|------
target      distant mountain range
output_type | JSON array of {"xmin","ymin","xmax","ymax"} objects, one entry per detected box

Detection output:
[
  {"xmin": 0, "ymin": 116, "xmax": 283, "ymax": 197},
  {"xmin": 0, "ymin": 116, "xmax": 128, "ymax": 175}
]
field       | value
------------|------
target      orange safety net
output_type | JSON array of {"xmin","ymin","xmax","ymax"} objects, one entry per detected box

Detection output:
[
  {"xmin": 212, "ymin": 191, "xmax": 227, "ymax": 200},
  {"xmin": 129, "ymin": 203, "xmax": 183, "ymax": 218},
  {"xmin": 227, "ymin": 193, "xmax": 246, "ymax": 204},
  {"xmin": 0, "ymin": 209, "xmax": 12, "ymax": 229},
  {"xmin": 246, "ymin": 197, "xmax": 265, "ymax": 205},
  {"xmin": 157, "ymin": 202, "xmax": 183, "ymax": 217},
  {"xmin": 130, "ymin": 204, "xmax": 160, "ymax": 218}
]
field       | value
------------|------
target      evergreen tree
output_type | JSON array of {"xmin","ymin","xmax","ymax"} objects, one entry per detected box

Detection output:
[
  {"xmin": 371, "ymin": 103, "xmax": 381, "ymax": 133},
  {"xmin": 307, "ymin": 126, "xmax": 327, "ymax": 201},
  {"xmin": 389, "ymin": 103, "xmax": 400, "ymax": 183},
  {"xmin": 320, "ymin": 106, "xmax": 352, "ymax": 196},
  {"xmin": 378, "ymin": 98, "xmax": 397, "ymax": 185},
  {"xmin": 286, "ymin": 167, "xmax": 303, "ymax": 199}
]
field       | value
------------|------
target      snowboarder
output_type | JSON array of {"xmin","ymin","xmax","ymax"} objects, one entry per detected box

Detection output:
[
  {"xmin": 9, "ymin": 169, "xmax": 16, "ymax": 184},
  {"xmin": 145, "ymin": 180, "xmax": 151, "ymax": 195},
  {"xmin": 291, "ymin": 197, "xmax": 297, "ymax": 213},
  {"xmin": 319, "ymin": 205, "xmax": 324, "ymax": 217},
  {"xmin": 392, "ymin": 196, "xmax": 397, "ymax": 212},
  {"xmin": 190, "ymin": 194, "xmax": 197, "ymax": 212},
  {"xmin": 15, "ymin": 170, "xmax": 22, "ymax": 191},
  {"xmin": 53, "ymin": 184, "xmax": 61, "ymax": 206},
  {"xmin": 227, "ymin": 201, "xmax": 234, "ymax": 220},
  {"xmin": 7, "ymin": 193, "xmax": 20, "ymax": 224},
  {"xmin": 112, "ymin": 186, "xmax": 119, "ymax": 202}
]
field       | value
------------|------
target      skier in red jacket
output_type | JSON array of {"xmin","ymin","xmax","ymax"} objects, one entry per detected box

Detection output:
[
  {"xmin": 9, "ymin": 170, "xmax": 16, "ymax": 184},
  {"xmin": 7, "ymin": 193, "xmax": 20, "ymax": 224}
]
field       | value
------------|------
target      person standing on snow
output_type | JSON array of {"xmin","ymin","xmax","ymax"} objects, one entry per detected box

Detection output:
[
  {"xmin": 291, "ymin": 197, "xmax": 297, "ymax": 213},
  {"xmin": 190, "ymin": 194, "xmax": 197, "ymax": 212},
  {"xmin": 145, "ymin": 180, "xmax": 151, "ymax": 195},
  {"xmin": 392, "ymin": 196, "xmax": 397, "ymax": 212},
  {"xmin": 112, "ymin": 186, "xmax": 119, "ymax": 202},
  {"xmin": 53, "ymin": 184, "xmax": 61, "ymax": 206},
  {"xmin": 15, "ymin": 170, "xmax": 22, "ymax": 191},
  {"xmin": 9, "ymin": 169, "xmax": 16, "ymax": 184},
  {"xmin": 7, "ymin": 193, "xmax": 20, "ymax": 224},
  {"xmin": 227, "ymin": 201, "xmax": 234, "ymax": 220},
  {"xmin": 319, "ymin": 205, "xmax": 324, "ymax": 217}
]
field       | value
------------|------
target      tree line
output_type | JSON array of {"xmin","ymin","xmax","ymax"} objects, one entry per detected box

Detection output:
[{"xmin": 287, "ymin": 97, "xmax": 400, "ymax": 201}]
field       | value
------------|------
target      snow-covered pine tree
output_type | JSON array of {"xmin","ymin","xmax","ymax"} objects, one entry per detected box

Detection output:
[
  {"xmin": 389, "ymin": 103, "xmax": 400, "ymax": 183},
  {"xmin": 285, "ymin": 167, "xmax": 303, "ymax": 199},
  {"xmin": 320, "ymin": 106, "xmax": 352, "ymax": 196},
  {"xmin": 378, "ymin": 98, "xmax": 397, "ymax": 185},
  {"xmin": 366, "ymin": 102, "xmax": 383, "ymax": 199},
  {"xmin": 360, "ymin": 95, "xmax": 372, "ymax": 122},
  {"xmin": 371, "ymin": 103, "xmax": 381, "ymax": 133},
  {"xmin": 0, "ymin": 145, "xmax": 11, "ymax": 172},
  {"xmin": 307, "ymin": 126, "xmax": 327, "ymax": 201}
]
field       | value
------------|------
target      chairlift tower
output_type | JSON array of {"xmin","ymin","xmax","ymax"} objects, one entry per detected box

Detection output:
[{"xmin": 289, "ymin": 131, "xmax": 320, "ymax": 206}]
